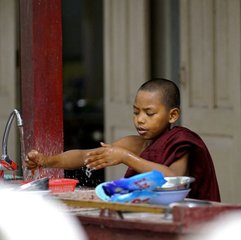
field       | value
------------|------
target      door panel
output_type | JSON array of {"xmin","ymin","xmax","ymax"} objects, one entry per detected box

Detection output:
[
  {"xmin": 180, "ymin": 0, "xmax": 241, "ymax": 203},
  {"xmin": 104, "ymin": 0, "xmax": 150, "ymax": 180}
]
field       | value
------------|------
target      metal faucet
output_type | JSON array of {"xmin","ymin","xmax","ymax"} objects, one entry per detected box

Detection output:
[{"xmin": 0, "ymin": 109, "xmax": 23, "ymax": 175}]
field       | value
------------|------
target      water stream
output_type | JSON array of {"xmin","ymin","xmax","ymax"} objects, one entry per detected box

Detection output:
[
  {"xmin": 19, "ymin": 126, "xmax": 32, "ymax": 180},
  {"xmin": 19, "ymin": 126, "xmax": 41, "ymax": 180},
  {"xmin": 85, "ymin": 167, "xmax": 93, "ymax": 178}
]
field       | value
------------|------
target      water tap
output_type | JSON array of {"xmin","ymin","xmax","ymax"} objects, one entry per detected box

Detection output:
[{"xmin": 0, "ymin": 109, "xmax": 23, "ymax": 177}]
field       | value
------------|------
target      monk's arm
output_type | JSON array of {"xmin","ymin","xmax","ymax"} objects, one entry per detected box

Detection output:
[
  {"xmin": 27, "ymin": 135, "xmax": 189, "ymax": 177},
  {"xmin": 87, "ymin": 136, "xmax": 189, "ymax": 177},
  {"xmin": 26, "ymin": 149, "xmax": 98, "ymax": 170},
  {"xmin": 26, "ymin": 135, "xmax": 145, "ymax": 170}
]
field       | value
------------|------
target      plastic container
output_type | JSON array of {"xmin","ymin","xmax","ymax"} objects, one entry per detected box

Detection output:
[
  {"xmin": 96, "ymin": 182, "xmax": 190, "ymax": 205},
  {"xmin": 49, "ymin": 178, "xmax": 79, "ymax": 193},
  {"xmin": 109, "ymin": 189, "xmax": 190, "ymax": 205},
  {"xmin": 149, "ymin": 189, "xmax": 191, "ymax": 205}
]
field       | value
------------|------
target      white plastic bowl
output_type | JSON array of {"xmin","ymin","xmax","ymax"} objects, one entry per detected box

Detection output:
[{"xmin": 149, "ymin": 188, "xmax": 191, "ymax": 205}]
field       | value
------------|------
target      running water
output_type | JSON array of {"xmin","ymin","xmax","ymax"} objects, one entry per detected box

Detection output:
[
  {"xmin": 20, "ymin": 126, "xmax": 38, "ymax": 180},
  {"xmin": 19, "ymin": 126, "xmax": 31, "ymax": 180},
  {"xmin": 85, "ymin": 167, "xmax": 93, "ymax": 178}
]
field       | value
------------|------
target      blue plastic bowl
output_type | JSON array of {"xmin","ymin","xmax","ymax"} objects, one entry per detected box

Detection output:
[
  {"xmin": 95, "ymin": 182, "xmax": 111, "ymax": 201},
  {"xmin": 149, "ymin": 189, "xmax": 191, "ymax": 205},
  {"xmin": 96, "ymin": 182, "xmax": 190, "ymax": 205}
]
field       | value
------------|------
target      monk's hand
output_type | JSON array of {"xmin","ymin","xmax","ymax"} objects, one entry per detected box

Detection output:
[
  {"xmin": 85, "ymin": 142, "xmax": 129, "ymax": 170},
  {"xmin": 25, "ymin": 150, "xmax": 47, "ymax": 170}
]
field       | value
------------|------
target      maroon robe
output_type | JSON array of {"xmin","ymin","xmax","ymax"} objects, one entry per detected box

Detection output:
[{"xmin": 125, "ymin": 126, "xmax": 221, "ymax": 202}]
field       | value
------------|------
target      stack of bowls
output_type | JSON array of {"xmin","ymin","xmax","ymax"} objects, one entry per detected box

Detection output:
[{"xmin": 149, "ymin": 176, "xmax": 195, "ymax": 205}]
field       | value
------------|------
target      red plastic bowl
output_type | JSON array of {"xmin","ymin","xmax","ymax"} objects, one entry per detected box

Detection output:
[{"xmin": 49, "ymin": 178, "xmax": 79, "ymax": 193}]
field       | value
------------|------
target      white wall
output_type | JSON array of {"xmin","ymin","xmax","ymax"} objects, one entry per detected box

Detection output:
[{"xmin": 0, "ymin": 0, "xmax": 18, "ymax": 175}]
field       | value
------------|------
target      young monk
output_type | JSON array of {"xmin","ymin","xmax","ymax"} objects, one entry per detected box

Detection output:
[{"xmin": 25, "ymin": 78, "xmax": 220, "ymax": 202}]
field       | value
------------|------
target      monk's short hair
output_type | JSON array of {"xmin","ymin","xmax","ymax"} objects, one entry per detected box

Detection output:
[{"xmin": 138, "ymin": 78, "xmax": 180, "ymax": 109}]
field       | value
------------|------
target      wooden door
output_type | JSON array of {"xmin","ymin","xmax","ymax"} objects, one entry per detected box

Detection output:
[
  {"xmin": 180, "ymin": 0, "xmax": 241, "ymax": 203},
  {"xmin": 104, "ymin": 0, "xmax": 150, "ymax": 180}
]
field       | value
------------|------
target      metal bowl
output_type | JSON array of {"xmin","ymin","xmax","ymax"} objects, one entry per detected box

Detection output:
[{"xmin": 155, "ymin": 176, "xmax": 195, "ymax": 191}]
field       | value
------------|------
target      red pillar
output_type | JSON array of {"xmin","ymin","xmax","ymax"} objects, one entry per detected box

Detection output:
[{"xmin": 20, "ymin": 0, "xmax": 64, "ymax": 179}]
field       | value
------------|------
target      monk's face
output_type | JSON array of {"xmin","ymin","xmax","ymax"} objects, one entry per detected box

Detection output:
[{"xmin": 133, "ymin": 90, "xmax": 178, "ymax": 140}]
